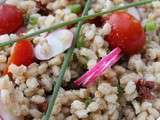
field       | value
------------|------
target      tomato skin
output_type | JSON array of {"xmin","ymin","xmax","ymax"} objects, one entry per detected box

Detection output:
[
  {"xmin": 105, "ymin": 12, "xmax": 145, "ymax": 55},
  {"xmin": 4, "ymin": 40, "xmax": 35, "ymax": 75},
  {"xmin": 0, "ymin": 4, "xmax": 23, "ymax": 35},
  {"xmin": 10, "ymin": 40, "xmax": 35, "ymax": 66}
]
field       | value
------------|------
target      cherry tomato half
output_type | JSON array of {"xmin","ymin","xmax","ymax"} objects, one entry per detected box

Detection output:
[
  {"xmin": 0, "ymin": 4, "xmax": 24, "ymax": 35},
  {"xmin": 10, "ymin": 40, "xmax": 35, "ymax": 66},
  {"xmin": 105, "ymin": 12, "xmax": 146, "ymax": 55},
  {"xmin": 4, "ymin": 40, "xmax": 35, "ymax": 75}
]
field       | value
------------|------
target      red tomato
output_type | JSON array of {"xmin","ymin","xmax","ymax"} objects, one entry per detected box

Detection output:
[
  {"xmin": 4, "ymin": 40, "xmax": 35, "ymax": 75},
  {"xmin": 9, "ymin": 40, "xmax": 35, "ymax": 66},
  {"xmin": 105, "ymin": 12, "xmax": 145, "ymax": 55},
  {"xmin": 0, "ymin": 4, "xmax": 23, "ymax": 35}
]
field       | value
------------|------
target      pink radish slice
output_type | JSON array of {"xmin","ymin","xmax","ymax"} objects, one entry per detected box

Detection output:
[
  {"xmin": 34, "ymin": 29, "xmax": 73, "ymax": 60},
  {"xmin": 83, "ymin": 54, "xmax": 122, "ymax": 86},
  {"xmin": 82, "ymin": 53, "xmax": 122, "ymax": 86},
  {"xmin": 74, "ymin": 47, "xmax": 122, "ymax": 87},
  {"xmin": 74, "ymin": 47, "xmax": 121, "ymax": 86}
]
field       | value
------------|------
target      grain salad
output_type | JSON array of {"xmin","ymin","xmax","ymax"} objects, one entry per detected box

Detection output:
[{"xmin": 0, "ymin": 0, "xmax": 160, "ymax": 120}]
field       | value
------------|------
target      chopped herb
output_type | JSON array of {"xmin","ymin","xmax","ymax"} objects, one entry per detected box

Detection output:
[
  {"xmin": 117, "ymin": 74, "xmax": 124, "ymax": 96},
  {"xmin": 68, "ymin": 4, "xmax": 82, "ymax": 14},
  {"xmin": 83, "ymin": 63, "xmax": 88, "ymax": 69},
  {"xmin": 76, "ymin": 35, "xmax": 85, "ymax": 48},
  {"xmin": 24, "ymin": 15, "xmax": 30, "ymax": 25},
  {"xmin": 85, "ymin": 97, "xmax": 92, "ymax": 108},
  {"xmin": 29, "ymin": 16, "xmax": 38, "ymax": 26},
  {"xmin": 118, "ymin": 85, "xmax": 124, "ymax": 96},
  {"xmin": 145, "ymin": 20, "xmax": 157, "ymax": 32}
]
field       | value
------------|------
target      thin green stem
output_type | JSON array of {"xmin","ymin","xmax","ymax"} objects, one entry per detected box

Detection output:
[
  {"xmin": 43, "ymin": 0, "xmax": 92, "ymax": 120},
  {"xmin": 0, "ymin": 0, "xmax": 154, "ymax": 47}
]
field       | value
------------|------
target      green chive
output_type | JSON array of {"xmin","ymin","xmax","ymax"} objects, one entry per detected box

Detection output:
[
  {"xmin": 145, "ymin": 20, "xmax": 157, "ymax": 32},
  {"xmin": 85, "ymin": 97, "xmax": 92, "ymax": 108},
  {"xmin": 29, "ymin": 16, "xmax": 38, "ymax": 26},
  {"xmin": 68, "ymin": 4, "xmax": 82, "ymax": 14},
  {"xmin": 76, "ymin": 35, "xmax": 85, "ymax": 48}
]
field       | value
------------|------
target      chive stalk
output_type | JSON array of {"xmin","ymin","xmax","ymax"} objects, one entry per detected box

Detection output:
[
  {"xmin": 43, "ymin": 0, "xmax": 92, "ymax": 120},
  {"xmin": 0, "ymin": 0, "xmax": 155, "ymax": 47},
  {"xmin": 76, "ymin": 35, "xmax": 85, "ymax": 48}
]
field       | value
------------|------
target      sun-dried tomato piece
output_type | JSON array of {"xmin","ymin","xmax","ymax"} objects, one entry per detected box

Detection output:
[
  {"xmin": 87, "ymin": 16, "xmax": 103, "ymax": 27},
  {"xmin": 136, "ymin": 80, "xmax": 155, "ymax": 100},
  {"xmin": 37, "ymin": 101, "xmax": 48, "ymax": 112},
  {"xmin": 36, "ymin": 1, "xmax": 51, "ymax": 16}
]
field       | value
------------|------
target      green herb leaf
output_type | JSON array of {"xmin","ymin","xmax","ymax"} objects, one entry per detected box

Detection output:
[
  {"xmin": 76, "ymin": 35, "xmax": 85, "ymax": 48},
  {"xmin": 145, "ymin": 20, "xmax": 157, "ymax": 32},
  {"xmin": 85, "ymin": 97, "xmax": 92, "ymax": 108},
  {"xmin": 68, "ymin": 4, "xmax": 82, "ymax": 14},
  {"xmin": 118, "ymin": 85, "xmax": 124, "ymax": 96},
  {"xmin": 29, "ymin": 16, "xmax": 38, "ymax": 26},
  {"xmin": 24, "ymin": 15, "xmax": 30, "ymax": 25}
]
